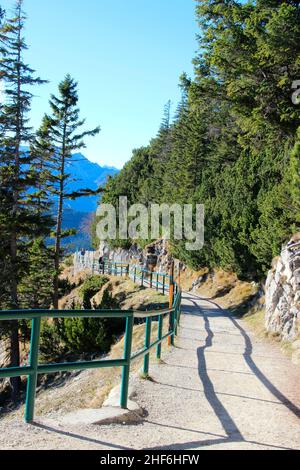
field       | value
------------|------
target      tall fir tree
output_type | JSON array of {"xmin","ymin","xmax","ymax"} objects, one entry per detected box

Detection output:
[
  {"xmin": 0, "ymin": 0, "xmax": 47, "ymax": 400},
  {"xmin": 43, "ymin": 75, "xmax": 100, "ymax": 308}
]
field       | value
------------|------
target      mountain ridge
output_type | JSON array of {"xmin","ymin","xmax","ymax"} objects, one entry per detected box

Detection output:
[
  {"xmin": 42, "ymin": 151, "xmax": 120, "ymax": 250},
  {"xmin": 60, "ymin": 152, "xmax": 119, "ymax": 213}
]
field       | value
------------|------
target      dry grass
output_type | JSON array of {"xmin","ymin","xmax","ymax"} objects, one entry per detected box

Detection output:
[
  {"xmin": 195, "ymin": 269, "xmax": 238, "ymax": 299},
  {"xmin": 217, "ymin": 282, "xmax": 258, "ymax": 310},
  {"xmin": 60, "ymin": 266, "xmax": 92, "ymax": 287},
  {"xmin": 243, "ymin": 307, "xmax": 300, "ymax": 363},
  {"xmin": 181, "ymin": 266, "xmax": 258, "ymax": 314},
  {"xmin": 179, "ymin": 267, "xmax": 209, "ymax": 291},
  {"xmin": 91, "ymin": 277, "xmax": 169, "ymax": 310},
  {"xmin": 89, "ymin": 320, "xmax": 170, "ymax": 409},
  {"xmin": 59, "ymin": 275, "xmax": 169, "ymax": 312},
  {"xmin": 244, "ymin": 308, "xmax": 267, "ymax": 338}
]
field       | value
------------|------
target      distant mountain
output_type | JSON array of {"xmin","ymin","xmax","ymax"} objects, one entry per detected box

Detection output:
[
  {"xmin": 61, "ymin": 208, "xmax": 94, "ymax": 251},
  {"xmin": 20, "ymin": 148, "xmax": 119, "ymax": 250},
  {"xmin": 61, "ymin": 154, "xmax": 119, "ymax": 250},
  {"xmin": 37, "ymin": 152, "xmax": 119, "ymax": 251},
  {"xmin": 64, "ymin": 153, "xmax": 119, "ymax": 213}
]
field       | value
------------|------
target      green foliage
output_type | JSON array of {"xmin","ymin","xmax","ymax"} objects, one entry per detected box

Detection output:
[
  {"xmin": 0, "ymin": 1, "xmax": 49, "ymax": 310},
  {"xmin": 61, "ymin": 311, "xmax": 124, "ymax": 354},
  {"xmin": 40, "ymin": 320, "xmax": 64, "ymax": 361},
  {"xmin": 0, "ymin": 1, "xmax": 50, "ymax": 398},
  {"xmin": 40, "ymin": 74, "xmax": 101, "ymax": 308},
  {"xmin": 58, "ymin": 275, "xmax": 124, "ymax": 354},
  {"xmin": 58, "ymin": 278, "xmax": 76, "ymax": 299},
  {"xmin": 290, "ymin": 128, "xmax": 300, "ymax": 222},
  {"xmin": 19, "ymin": 239, "xmax": 55, "ymax": 309},
  {"xmin": 79, "ymin": 275, "xmax": 109, "ymax": 309},
  {"xmin": 97, "ymin": 0, "xmax": 300, "ymax": 280}
]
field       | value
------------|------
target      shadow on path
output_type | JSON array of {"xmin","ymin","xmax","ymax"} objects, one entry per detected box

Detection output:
[
  {"xmin": 147, "ymin": 294, "xmax": 299, "ymax": 450},
  {"xmin": 191, "ymin": 300, "xmax": 243, "ymax": 440},
  {"xmin": 30, "ymin": 293, "xmax": 299, "ymax": 451},
  {"xmin": 188, "ymin": 292, "xmax": 300, "ymax": 419},
  {"xmin": 32, "ymin": 422, "xmax": 132, "ymax": 450}
]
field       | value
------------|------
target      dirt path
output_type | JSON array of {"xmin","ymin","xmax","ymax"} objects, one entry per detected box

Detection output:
[{"xmin": 1, "ymin": 292, "xmax": 300, "ymax": 450}]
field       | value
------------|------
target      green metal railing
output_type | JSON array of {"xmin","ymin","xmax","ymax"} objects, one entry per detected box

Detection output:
[{"xmin": 0, "ymin": 262, "xmax": 181, "ymax": 423}]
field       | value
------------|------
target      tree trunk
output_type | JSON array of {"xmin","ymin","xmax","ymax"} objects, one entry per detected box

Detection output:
[
  {"xmin": 53, "ymin": 144, "xmax": 66, "ymax": 309},
  {"xmin": 53, "ymin": 185, "xmax": 63, "ymax": 309},
  {"xmin": 10, "ymin": 321, "xmax": 21, "ymax": 402},
  {"xmin": 9, "ymin": 11, "xmax": 22, "ymax": 400},
  {"xmin": 10, "ymin": 215, "xmax": 21, "ymax": 399}
]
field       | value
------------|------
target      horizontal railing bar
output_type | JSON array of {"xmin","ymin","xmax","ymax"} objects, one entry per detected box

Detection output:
[
  {"xmin": 37, "ymin": 358, "xmax": 127, "ymax": 374},
  {"xmin": 149, "ymin": 332, "xmax": 172, "ymax": 350},
  {"xmin": 0, "ymin": 309, "xmax": 133, "ymax": 321},
  {"xmin": 130, "ymin": 274, "xmax": 171, "ymax": 290},
  {"xmin": 132, "ymin": 275, "xmax": 170, "ymax": 287},
  {"xmin": 134, "ymin": 308, "xmax": 173, "ymax": 319},
  {"xmin": 106, "ymin": 263, "xmax": 129, "ymax": 266},
  {"xmin": 131, "ymin": 331, "xmax": 172, "ymax": 361},
  {"xmin": 132, "ymin": 288, "xmax": 180, "ymax": 319},
  {"xmin": 130, "ymin": 270, "xmax": 171, "ymax": 280},
  {"xmin": 0, "ymin": 366, "xmax": 34, "ymax": 378},
  {"xmin": 0, "ymin": 359, "xmax": 128, "ymax": 379},
  {"xmin": 130, "ymin": 347, "xmax": 147, "ymax": 361},
  {"xmin": 130, "ymin": 272, "xmax": 173, "ymax": 288},
  {"xmin": 0, "ymin": 303, "xmax": 180, "ymax": 321},
  {"xmin": 134, "ymin": 273, "xmax": 170, "ymax": 279},
  {"xmin": 0, "ymin": 260, "xmax": 182, "ymax": 423}
]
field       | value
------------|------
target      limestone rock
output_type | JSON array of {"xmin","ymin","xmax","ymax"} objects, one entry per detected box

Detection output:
[{"xmin": 265, "ymin": 235, "xmax": 300, "ymax": 341}]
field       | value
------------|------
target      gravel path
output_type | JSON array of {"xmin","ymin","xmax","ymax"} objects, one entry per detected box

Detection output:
[{"xmin": 1, "ymin": 291, "xmax": 300, "ymax": 450}]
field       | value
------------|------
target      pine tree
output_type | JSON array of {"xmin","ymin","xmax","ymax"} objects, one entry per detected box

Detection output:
[
  {"xmin": 19, "ymin": 239, "xmax": 55, "ymax": 309},
  {"xmin": 44, "ymin": 75, "xmax": 100, "ymax": 308},
  {"xmin": 0, "ymin": 0, "xmax": 46, "ymax": 400},
  {"xmin": 29, "ymin": 115, "xmax": 57, "ymax": 221}
]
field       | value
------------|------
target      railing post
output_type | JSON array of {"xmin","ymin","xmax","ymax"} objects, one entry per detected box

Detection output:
[
  {"xmin": 156, "ymin": 315, "xmax": 163, "ymax": 360},
  {"xmin": 134, "ymin": 267, "xmax": 136, "ymax": 283},
  {"xmin": 168, "ymin": 261, "xmax": 175, "ymax": 346},
  {"xmin": 150, "ymin": 272, "xmax": 153, "ymax": 289},
  {"xmin": 175, "ymin": 305, "xmax": 178, "ymax": 336},
  {"xmin": 162, "ymin": 276, "xmax": 165, "ymax": 295},
  {"xmin": 178, "ymin": 291, "xmax": 182, "ymax": 325},
  {"xmin": 120, "ymin": 315, "xmax": 134, "ymax": 409},
  {"xmin": 156, "ymin": 273, "xmax": 159, "ymax": 291},
  {"xmin": 143, "ymin": 317, "xmax": 152, "ymax": 376},
  {"xmin": 25, "ymin": 317, "xmax": 41, "ymax": 423},
  {"xmin": 169, "ymin": 309, "xmax": 175, "ymax": 346},
  {"xmin": 141, "ymin": 270, "xmax": 144, "ymax": 287}
]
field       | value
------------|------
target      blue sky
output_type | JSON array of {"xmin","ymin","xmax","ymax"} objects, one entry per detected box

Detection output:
[{"xmin": 1, "ymin": 0, "xmax": 198, "ymax": 169}]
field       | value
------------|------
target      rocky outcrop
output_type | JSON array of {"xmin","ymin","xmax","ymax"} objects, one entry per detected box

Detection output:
[
  {"xmin": 99, "ymin": 238, "xmax": 175, "ymax": 274},
  {"xmin": 265, "ymin": 234, "xmax": 300, "ymax": 341}
]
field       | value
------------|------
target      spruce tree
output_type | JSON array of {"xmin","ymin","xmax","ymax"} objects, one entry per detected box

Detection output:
[
  {"xmin": 44, "ymin": 75, "xmax": 100, "ymax": 308},
  {"xmin": 0, "ymin": 0, "xmax": 46, "ymax": 400}
]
